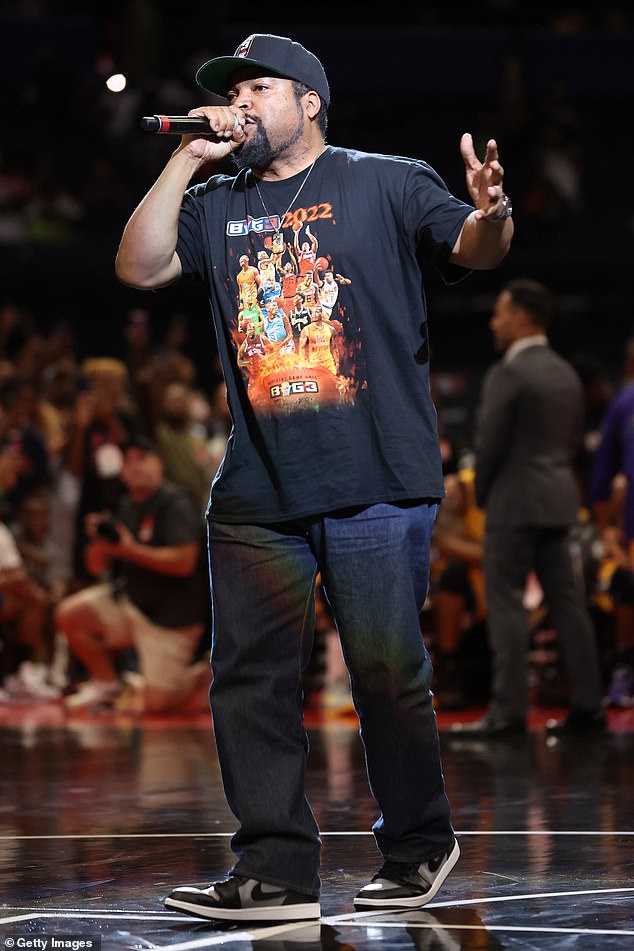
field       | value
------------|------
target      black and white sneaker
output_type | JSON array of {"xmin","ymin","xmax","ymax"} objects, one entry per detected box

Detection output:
[
  {"xmin": 354, "ymin": 838, "xmax": 460, "ymax": 909},
  {"xmin": 164, "ymin": 874, "xmax": 321, "ymax": 922}
]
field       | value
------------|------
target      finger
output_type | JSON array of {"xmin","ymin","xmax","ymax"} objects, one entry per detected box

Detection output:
[
  {"xmin": 209, "ymin": 109, "xmax": 238, "ymax": 138},
  {"xmin": 484, "ymin": 138, "xmax": 499, "ymax": 165},
  {"xmin": 191, "ymin": 108, "xmax": 242, "ymax": 139},
  {"xmin": 460, "ymin": 132, "xmax": 481, "ymax": 171}
]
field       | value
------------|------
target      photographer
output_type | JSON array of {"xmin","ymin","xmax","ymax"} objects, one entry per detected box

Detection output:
[{"xmin": 55, "ymin": 435, "xmax": 210, "ymax": 714}]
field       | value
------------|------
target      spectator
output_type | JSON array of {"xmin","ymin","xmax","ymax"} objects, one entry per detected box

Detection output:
[
  {"xmin": 11, "ymin": 487, "xmax": 70, "ymax": 595},
  {"xmin": 0, "ymin": 374, "xmax": 52, "ymax": 523},
  {"xmin": 586, "ymin": 333, "xmax": 634, "ymax": 707},
  {"xmin": 64, "ymin": 357, "xmax": 145, "ymax": 580},
  {"xmin": 56, "ymin": 434, "xmax": 210, "ymax": 715},
  {"xmin": 569, "ymin": 352, "xmax": 615, "ymax": 500},
  {"xmin": 37, "ymin": 353, "xmax": 79, "ymax": 469},
  {"xmin": 6, "ymin": 373, "xmax": 67, "ymax": 463},
  {"xmin": 152, "ymin": 381, "xmax": 211, "ymax": 508},
  {"xmin": 0, "ymin": 456, "xmax": 59, "ymax": 701},
  {"xmin": 10, "ymin": 488, "xmax": 71, "ymax": 690},
  {"xmin": 430, "ymin": 462, "xmax": 488, "ymax": 710}
]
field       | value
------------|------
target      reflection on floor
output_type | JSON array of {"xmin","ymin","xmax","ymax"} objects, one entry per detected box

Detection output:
[{"xmin": 1, "ymin": 696, "xmax": 633, "ymax": 950}]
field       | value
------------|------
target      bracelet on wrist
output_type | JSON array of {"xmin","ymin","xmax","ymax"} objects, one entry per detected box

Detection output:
[{"xmin": 483, "ymin": 193, "xmax": 512, "ymax": 221}]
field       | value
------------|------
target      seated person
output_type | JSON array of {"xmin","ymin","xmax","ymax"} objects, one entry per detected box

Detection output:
[
  {"xmin": 0, "ymin": 449, "xmax": 60, "ymax": 701},
  {"xmin": 0, "ymin": 519, "xmax": 60, "ymax": 701}
]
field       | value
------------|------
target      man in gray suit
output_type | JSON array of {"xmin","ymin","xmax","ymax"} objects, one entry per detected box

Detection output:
[{"xmin": 452, "ymin": 279, "xmax": 605, "ymax": 736}]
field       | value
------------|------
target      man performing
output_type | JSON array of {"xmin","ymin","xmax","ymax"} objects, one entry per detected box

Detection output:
[{"xmin": 115, "ymin": 32, "xmax": 513, "ymax": 922}]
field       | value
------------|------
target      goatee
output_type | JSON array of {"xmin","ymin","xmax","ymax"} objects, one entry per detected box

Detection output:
[{"xmin": 230, "ymin": 114, "xmax": 303, "ymax": 173}]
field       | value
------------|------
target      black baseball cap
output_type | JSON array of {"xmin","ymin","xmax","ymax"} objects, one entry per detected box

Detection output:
[{"xmin": 196, "ymin": 34, "xmax": 330, "ymax": 106}]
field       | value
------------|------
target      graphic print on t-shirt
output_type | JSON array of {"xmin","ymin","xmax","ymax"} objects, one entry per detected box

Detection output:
[{"xmin": 228, "ymin": 201, "xmax": 359, "ymax": 415}]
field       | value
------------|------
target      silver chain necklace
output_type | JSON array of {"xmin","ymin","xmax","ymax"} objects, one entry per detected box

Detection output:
[{"xmin": 252, "ymin": 151, "xmax": 324, "ymax": 246}]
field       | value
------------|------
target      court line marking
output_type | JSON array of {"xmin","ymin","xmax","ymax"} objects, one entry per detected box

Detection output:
[
  {"xmin": 1, "ymin": 830, "xmax": 633, "ymax": 840},
  {"xmin": 1, "ymin": 911, "xmax": 633, "ymax": 950},
  {"xmin": 357, "ymin": 885, "xmax": 634, "ymax": 913},
  {"xmin": 333, "ymin": 921, "xmax": 634, "ymax": 937},
  {"xmin": 5, "ymin": 884, "xmax": 633, "ymax": 920},
  {"xmin": 0, "ymin": 886, "xmax": 634, "ymax": 932},
  {"xmin": 0, "ymin": 912, "xmax": 184, "ymax": 924}
]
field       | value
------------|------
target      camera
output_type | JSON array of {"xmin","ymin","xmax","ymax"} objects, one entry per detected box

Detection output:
[{"xmin": 95, "ymin": 515, "xmax": 121, "ymax": 543}]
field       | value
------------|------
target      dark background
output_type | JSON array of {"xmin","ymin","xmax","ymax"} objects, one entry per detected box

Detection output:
[{"xmin": 2, "ymin": 2, "xmax": 633, "ymax": 445}]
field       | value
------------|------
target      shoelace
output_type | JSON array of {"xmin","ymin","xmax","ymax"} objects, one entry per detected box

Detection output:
[
  {"xmin": 374, "ymin": 851, "xmax": 444, "ymax": 885},
  {"xmin": 374, "ymin": 860, "xmax": 424, "ymax": 885}
]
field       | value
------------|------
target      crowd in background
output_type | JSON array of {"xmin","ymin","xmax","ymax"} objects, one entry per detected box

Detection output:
[
  {"xmin": 1, "ymin": 6, "xmax": 634, "ymax": 715},
  {"xmin": 0, "ymin": 291, "xmax": 632, "ymax": 715},
  {"xmin": 0, "ymin": 300, "xmax": 230, "ymax": 707}
]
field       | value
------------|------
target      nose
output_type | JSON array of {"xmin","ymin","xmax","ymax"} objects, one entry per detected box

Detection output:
[{"xmin": 233, "ymin": 86, "xmax": 253, "ymax": 112}]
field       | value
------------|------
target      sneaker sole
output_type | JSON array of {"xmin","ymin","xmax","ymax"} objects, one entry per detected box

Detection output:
[
  {"xmin": 353, "ymin": 838, "xmax": 460, "ymax": 909},
  {"xmin": 164, "ymin": 896, "xmax": 321, "ymax": 921}
]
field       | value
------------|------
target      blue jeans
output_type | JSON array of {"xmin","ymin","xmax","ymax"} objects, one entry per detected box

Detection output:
[{"xmin": 207, "ymin": 501, "xmax": 454, "ymax": 897}]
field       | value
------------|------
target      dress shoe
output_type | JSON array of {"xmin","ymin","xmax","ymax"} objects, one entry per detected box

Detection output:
[
  {"xmin": 545, "ymin": 709, "xmax": 606, "ymax": 735},
  {"xmin": 449, "ymin": 714, "xmax": 526, "ymax": 738}
]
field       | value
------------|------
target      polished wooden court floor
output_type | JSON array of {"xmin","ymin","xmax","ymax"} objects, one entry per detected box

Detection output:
[{"xmin": 1, "ymin": 695, "xmax": 633, "ymax": 951}]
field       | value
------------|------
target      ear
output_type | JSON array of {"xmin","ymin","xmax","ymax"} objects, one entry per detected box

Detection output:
[{"xmin": 304, "ymin": 90, "xmax": 322, "ymax": 118}]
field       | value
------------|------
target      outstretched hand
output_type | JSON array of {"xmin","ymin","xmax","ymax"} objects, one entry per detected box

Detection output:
[{"xmin": 460, "ymin": 133, "xmax": 507, "ymax": 220}]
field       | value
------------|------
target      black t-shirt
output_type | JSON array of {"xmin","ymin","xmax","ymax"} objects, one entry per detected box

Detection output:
[
  {"xmin": 117, "ymin": 482, "xmax": 208, "ymax": 628},
  {"xmin": 176, "ymin": 145, "xmax": 474, "ymax": 524}
]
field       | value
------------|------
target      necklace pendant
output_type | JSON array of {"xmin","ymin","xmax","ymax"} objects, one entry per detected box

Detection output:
[{"xmin": 252, "ymin": 156, "xmax": 320, "ymax": 254}]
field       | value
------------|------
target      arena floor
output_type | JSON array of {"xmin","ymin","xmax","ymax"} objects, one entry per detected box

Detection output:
[{"xmin": 1, "ymin": 698, "xmax": 633, "ymax": 950}]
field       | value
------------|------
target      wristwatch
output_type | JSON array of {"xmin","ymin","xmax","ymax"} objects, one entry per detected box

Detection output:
[{"xmin": 484, "ymin": 192, "xmax": 512, "ymax": 221}]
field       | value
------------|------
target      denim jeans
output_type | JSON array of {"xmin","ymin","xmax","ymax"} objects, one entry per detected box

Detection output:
[{"xmin": 207, "ymin": 501, "xmax": 454, "ymax": 897}]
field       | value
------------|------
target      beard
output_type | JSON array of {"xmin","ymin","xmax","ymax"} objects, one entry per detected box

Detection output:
[{"xmin": 230, "ymin": 111, "xmax": 303, "ymax": 173}]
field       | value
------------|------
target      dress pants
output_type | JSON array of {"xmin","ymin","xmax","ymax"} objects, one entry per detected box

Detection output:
[{"xmin": 483, "ymin": 524, "xmax": 602, "ymax": 722}]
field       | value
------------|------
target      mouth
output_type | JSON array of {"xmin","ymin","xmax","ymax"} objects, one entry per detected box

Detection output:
[{"xmin": 243, "ymin": 114, "xmax": 262, "ymax": 132}]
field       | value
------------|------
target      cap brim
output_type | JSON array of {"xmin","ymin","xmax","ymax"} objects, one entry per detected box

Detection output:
[{"xmin": 196, "ymin": 56, "xmax": 292, "ymax": 98}]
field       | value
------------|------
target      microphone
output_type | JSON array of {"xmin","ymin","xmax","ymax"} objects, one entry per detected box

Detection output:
[{"xmin": 140, "ymin": 115, "xmax": 212, "ymax": 134}]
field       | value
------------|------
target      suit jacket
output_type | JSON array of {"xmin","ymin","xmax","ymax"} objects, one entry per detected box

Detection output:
[{"xmin": 474, "ymin": 343, "xmax": 583, "ymax": 528}]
